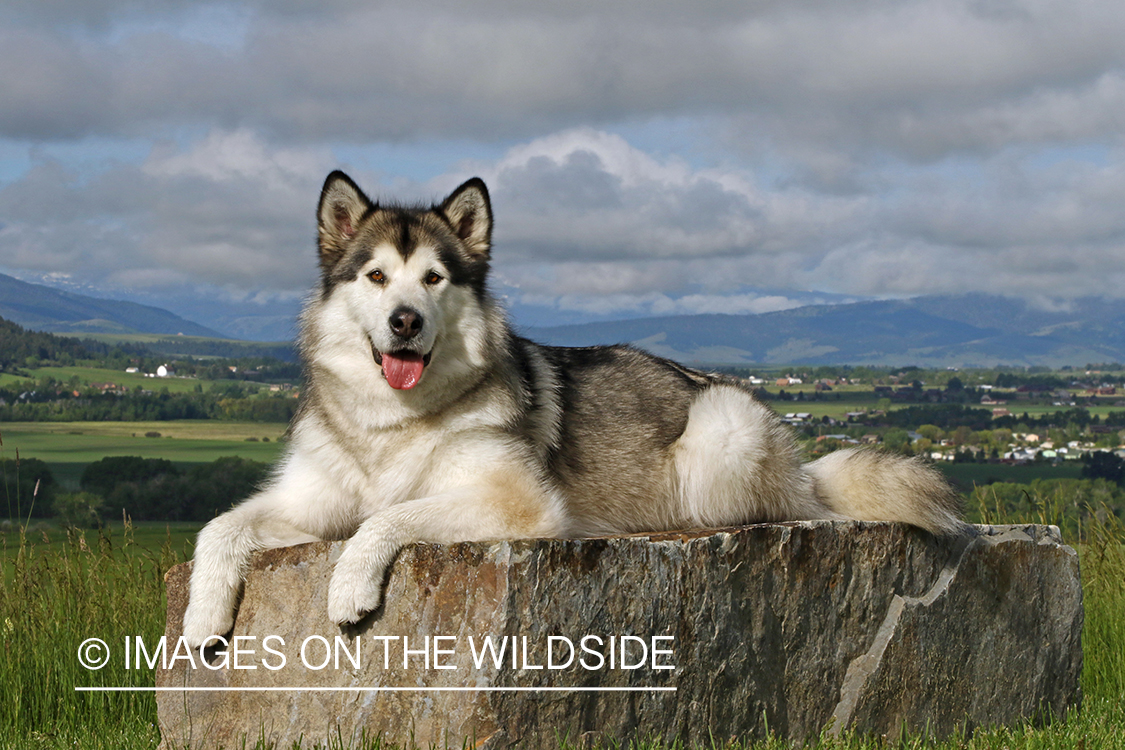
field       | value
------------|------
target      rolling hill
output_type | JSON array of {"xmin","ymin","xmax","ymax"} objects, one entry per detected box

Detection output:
[
  {"xmin": 523, "ymin": 294, "xmax": 1125, "ymax": 368},
  {"xmin": 0, "ymin": 272, "xmax": 226, "ymax": 338},
  {"xmin": 3, "ymin": 270, "xmax": 1122, "ymax": 366}
]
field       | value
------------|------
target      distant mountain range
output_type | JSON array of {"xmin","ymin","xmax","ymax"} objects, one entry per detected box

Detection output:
[
  {"xmin": 3, "ymin": 271, "xmax": 1123, "ymax": 366},
  {"xmin": 523, "ymin": 295, "xmax": 1125, "ymax": 368},
  {"xmin": 0, "ymin": 272, "xmax": 226, "ymax": 338}
]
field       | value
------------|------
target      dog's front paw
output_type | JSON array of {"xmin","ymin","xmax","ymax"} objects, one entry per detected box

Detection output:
[
  {"xmin": 183, "ymin": 600, "xmax": 234, "ymax": 648},
  {"xmin": 327, "ymin": 554, "xmax": 385, "ymax": 625}
]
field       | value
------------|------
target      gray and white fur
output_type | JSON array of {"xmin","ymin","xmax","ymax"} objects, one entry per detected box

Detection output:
[{"xmin": 182, "ymin": 171, "xmax": 963, "ymax": 646}]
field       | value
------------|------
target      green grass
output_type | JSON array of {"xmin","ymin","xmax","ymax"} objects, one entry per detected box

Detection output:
[
  {"xmin": 0, "ymin": 365, "xmax": 226, "ymax": 394},
  {"xmin": 1, "ymin": 511, "xmax": 1123, "ymax": 749},
  {"xmin": 0, "ymin": 522, "xmax": 178, "ymax": 749},
  {"xmin": 1, "ymin": 521, "xmax": 201, "ymax": 580},
  {"xmin": 74, "ymin": 333, "xmax": 240, "ymax": 345},
  {"xmin": 0, "ymin": 422, "xmax": 285, "ymax": 489},
  {"xmin": 754, "ymin": 388, "xmax": 1125, "ymax": 422},
  {"xmin": 938, "ymin": 461, "xmax": 1084, "ymax": 491},
  {"xmin": 1, "ymin": 421, "xmax": 288, "ymax": 441},
  {"xmin": 995, "ymin": 402, "xmax": 1125, "ymax": 419},
  {"xmin": 76, "ymin": 332, "xmax": 289, "ymax": 349},
  {"xmin": 764, "ymin": 400, "xmax": 869, "ymax": 420}
]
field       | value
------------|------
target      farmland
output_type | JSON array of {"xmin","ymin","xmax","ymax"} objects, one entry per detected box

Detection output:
[
  {"xmin": 1, "ymin": 318, "xmax": 1124, "ymax": 747},
  {"xmin": 0, "ymin": 421, "xmax": 284, "ymax": 489},
  {"xmin": 0, "ymin": 366, "xmax": 212, "ymax": 394},
  {"xmin": 2, "ymin": 497, "xmax": 1123, "ymax": 749}
]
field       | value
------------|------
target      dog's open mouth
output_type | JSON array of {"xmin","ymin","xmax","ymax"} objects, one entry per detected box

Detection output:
[{"xmin": 372, "ymin": 346, "xmax": 432, "ymax": 390}]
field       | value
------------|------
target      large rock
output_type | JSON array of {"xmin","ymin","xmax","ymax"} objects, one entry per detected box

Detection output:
[{"xmin": 157, "ymin": 522, "xmax": 1082, "ymax": 749}]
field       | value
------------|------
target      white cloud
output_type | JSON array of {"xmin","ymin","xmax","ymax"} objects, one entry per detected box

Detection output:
[
  {"xmin": 475, "ymin": 128, "xmax": 1125, "ymax": 307},
  {"xmin": 0, "ymin": 129, "xmax": 333, "ymax": 291},
  {"xmin": 453, "ymin": 128, "xmax": 868, "ymax": 273},
  {"xmin": 2, "ymin": 0, "xmax": 1123, "ymax": 155},
  {"xmin": 4, "ymin": 124, "xmax": 1125, "ymax": 323},
  {"xmin": 2, "ymin": 1, "xmax": 1125, "ymax": 326}
]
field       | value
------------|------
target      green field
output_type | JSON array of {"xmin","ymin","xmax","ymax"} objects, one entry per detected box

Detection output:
[
  {"xmin": 1, "ymin": 510, "xmax": 1123, "ymax": 748},
  {"xmin": 5, "ymin": 361, "xmax": 1120, "ymax": 424},
  {"xmin": 763, "ymin": 400, "xmax": 1125, "ymax": 423},
  {"xmin": 938, "ymin": 461, "xmax": 1084, "ymax": 490},
  {"xmin": 0, "ymin": 399, "xmax": 1122, "ymax": 747},
  {"xmin": 76, "ymin": 332, "xmax": 289, "ymax": 349},
  {"xmin": 1, "ymin": 520, "xmax": 201, "ymax": 581},
  {"xmin": 74, "ymin": 332, "xmax": 239, "ymax": 346},
  {"xmin": 0, "ymin": 365, "xmax": 233, "ymax": 393},
  {"xmin": 0, "ymin": 421, "xmax": 285, "ymax": 488}
]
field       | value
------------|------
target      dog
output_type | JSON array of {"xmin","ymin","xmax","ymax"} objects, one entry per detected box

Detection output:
[{"xmin": 182, "ymin": 171, "xmax": 963, "ymax": 646}]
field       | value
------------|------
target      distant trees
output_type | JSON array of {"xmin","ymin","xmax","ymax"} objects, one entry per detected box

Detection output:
[
  {"xmin": 52, "ymin": 491, "xmax": 104, "ymax": 528},
  {"xmin": 0, "ymin": 318, "xmax": 94, "ymax": 373},
  {"xmin": 1082, "ymin": 452, "xmax": 1125, "ymax": 485},
  {"xmin": 881, "ymin": 404, "xmax": 994, "ymax": 431},
  {"xmin": 4, "ymin": 454, "xmax": 270, "ymax": 524},
  {"xmin": 993, "ymin": 372, "xmax": 1068, "ymax": 389},
  {"xmin": 80, "ymin": 456, "xmax": 178, "ymax": 497},
  {"xmin": 0, "ymin": 384, "xmax": 299, "ymax": 423},
  {"xmin": 0, "ymin": 314, "xmax": 302, "ymax": 425},
  {"xmin": 80, "ymin": 455, "xmax": 269, "ymax": 522},
  {"xmin": 0, "ymin": 457, "xmax": 57, "ymax": 519}
]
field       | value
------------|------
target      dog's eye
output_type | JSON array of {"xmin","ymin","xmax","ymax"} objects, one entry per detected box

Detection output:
[
  {"xmin": 368, "ymin": 269, "xmax": 385, "ymax": 284},
  {"xmin": 424, "ymin": 271, "xmax": 443, "ymax": 286}
]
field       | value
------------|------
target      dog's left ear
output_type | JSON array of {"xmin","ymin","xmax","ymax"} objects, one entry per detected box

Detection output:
[{"xmin": 439, "ymin": 178, "xmax": 492, "ymax": 262}]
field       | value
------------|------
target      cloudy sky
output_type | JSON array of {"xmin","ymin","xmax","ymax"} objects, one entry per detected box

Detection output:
[{"xmin": 1, "ymin": 0, "xmax": 1124, "ymax": 338}]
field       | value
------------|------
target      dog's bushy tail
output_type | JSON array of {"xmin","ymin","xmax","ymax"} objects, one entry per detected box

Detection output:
[{"xmin": 804, "ymin": 448, "xmax": 964, "ymax": 534}]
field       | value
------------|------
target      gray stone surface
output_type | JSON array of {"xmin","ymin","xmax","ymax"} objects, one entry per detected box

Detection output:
[{"xmin": 157, "ymin": 522, "xmax": 1082, "ymax": 749}]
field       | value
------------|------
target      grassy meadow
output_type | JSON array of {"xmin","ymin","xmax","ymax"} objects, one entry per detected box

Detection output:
[
  {"xmin": 1, "ymin": 509, "xmax": 1122, "ymax": 749},
  {"xmin": 1, "ymin": 521, "xmax": 201, "ymax": 581},
  {"xmin": 0, "ymin": 366, "xmax": 208, "ymax": 393},
  {"xmin": 0, "ymin": 421, "xmax": 285, "ymax": 489},
  {"xmin": 938, "ymin": 461, "xmax": 1084, "ymax": 490},
  {"xmin": 0, "ymin": 365, "xmax": 1122, "ymax": 747}
]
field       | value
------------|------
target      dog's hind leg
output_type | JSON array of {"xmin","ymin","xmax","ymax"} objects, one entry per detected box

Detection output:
[
  {"xmin": 671, "ymin": 384, "xmax": 837, "ymax": 527},
  {"xmin": 183, "ymin": 490, "xmax": 321, "ymax": 648}
]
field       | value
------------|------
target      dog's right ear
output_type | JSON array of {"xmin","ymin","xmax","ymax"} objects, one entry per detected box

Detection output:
[{"xmin": 317, "ymin": 171, "xmax": 372, "ymax": 269}]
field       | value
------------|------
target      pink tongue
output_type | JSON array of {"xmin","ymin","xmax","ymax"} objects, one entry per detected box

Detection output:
[{"xmin": 382, "ymin": 351, "xmax": 425, "ymax": 390}]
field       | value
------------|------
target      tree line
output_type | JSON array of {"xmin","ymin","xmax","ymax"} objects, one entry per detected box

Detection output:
[
  {"xmin": 3, "ymin": 455, "xmax": 268, "ymax": 524},
  {"xmin": 0, "ymin": 316, "xmax": 143, "ymax": 373},
  {"xmin": 0, "ymin": 384, "xmax": 298, "ymax": 423}
]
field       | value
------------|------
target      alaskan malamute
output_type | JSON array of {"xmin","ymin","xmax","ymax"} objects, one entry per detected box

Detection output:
[{"xmin": 183, "ymin": 171, "xmax": 962, "ymax": 646}]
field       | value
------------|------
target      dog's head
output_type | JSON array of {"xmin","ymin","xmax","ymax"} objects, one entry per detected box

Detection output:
[{"xmin": 313, "ymin": 170, "xmax": 493, "ymax": 391}]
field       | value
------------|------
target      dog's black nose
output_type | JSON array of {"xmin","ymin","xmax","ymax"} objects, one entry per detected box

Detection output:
[{"xmin": 389, "ymin": 307, "xmax": 423, "ymax": 339}]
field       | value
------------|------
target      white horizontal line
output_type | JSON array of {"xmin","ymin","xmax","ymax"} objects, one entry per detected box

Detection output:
[{"xmin": 76, "ymin": 686, "xmax": 677, "ymax": 693}]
